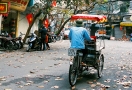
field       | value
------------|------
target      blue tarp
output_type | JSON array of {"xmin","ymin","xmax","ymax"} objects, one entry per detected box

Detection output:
[{"xmin": 28, "ymin": 0, "xmax": 34, "ymax": 7}]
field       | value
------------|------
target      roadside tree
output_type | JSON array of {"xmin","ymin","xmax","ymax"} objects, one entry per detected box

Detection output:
[{"xmin": 23, "ymin": 0, "xmax": 110, "ymax": 43}]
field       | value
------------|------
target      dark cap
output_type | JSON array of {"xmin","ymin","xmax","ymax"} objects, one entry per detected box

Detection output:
[{"xmin": 76, "ymin": 19, "xmax": 83, "ymax": 27}]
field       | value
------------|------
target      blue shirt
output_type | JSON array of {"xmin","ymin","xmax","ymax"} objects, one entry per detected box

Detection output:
[{"xmin": 68, "ymin": 27, "xmax": 91, "ymax": 49}]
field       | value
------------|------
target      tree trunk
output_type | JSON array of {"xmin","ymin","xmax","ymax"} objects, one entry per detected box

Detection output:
[
  {"xmin": 23, "ymin": 11, "xmax": 41, "ymax": 43},
  {"xmin": 56, "ymin": 18, "xmax": 71, "ymax": 35}
]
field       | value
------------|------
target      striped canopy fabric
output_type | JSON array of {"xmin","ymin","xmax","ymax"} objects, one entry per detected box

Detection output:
[{"xmin": 71, "ymin": 14, "xmax": 107, "ymax": 23}]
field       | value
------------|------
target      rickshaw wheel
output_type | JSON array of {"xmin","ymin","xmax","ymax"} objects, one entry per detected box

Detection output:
[
  {"xmin": 97, "ymin": 54, "xmax": 104, "ymax": 78},
  {"xmin": 69, "ymin": 57, "xmax": 78, "ymax": 86}
]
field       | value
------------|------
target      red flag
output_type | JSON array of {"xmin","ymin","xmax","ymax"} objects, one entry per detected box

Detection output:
[
  {"xmin": 51, "ymin": 0, "xmax": 56, "ymax": 7},
  {"xmin": 26, "ymin": 13, "xmax": 33, "ymax": 25},
  {"xmin": 43, "ymin": 19, "xmax": 49, "ymax": 28}
]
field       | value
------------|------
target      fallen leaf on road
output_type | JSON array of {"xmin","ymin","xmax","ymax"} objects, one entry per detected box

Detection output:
[
  {"xmin": 24, "ymin": 83, "xmax": 31, "ymax": 86},
  {"xmin": 104, "ymin": 85, "xmax": 110, "ymax": 88},
  {"xmin": 55, "ymin": 77, "xmax": 63, "ymax": 80},
  {"xmin": 4, "ymin": 89, "xmax": 12, "ymax": 90},
  {"xmin": 37, "ymin": 85, "xmax": 44, "ymax": 88},
  {"xmin": 90, "ymin": 84, "xmax": 96, "ymax": 88},
  {"xmin": 30, "ymin": 71, "xmax": 35, "ymax": 74},
  {"xmin": 0, "ymin": 77, "xmax": 6, "ymax": 81},
  {"xmin": 20, "ymin": 55, "xmax": 24, "ymax": 58},
  {"xmin": 51, "ymin": 86, "xmax": 59, "ymax": 88},
  {"xmin": 101, "ymin": 87, "xmax": 106, "ymax": 90},
  {"xmin": 18, "ymin": 85, "xmax": 23, "ymax": 88},
  {"xmin": 104, "ymin": 79, "xmax": 111, "ymax": 83},
  {"xmin": 87, "ymin": 81, "xmax": 93, "ymax": 84},
  {"xmin": 44, "ymin": 80, "xmax": 49, "ymax": 83},
  {"xmin": 71, "ymin": 86, "xmax": 75, "ymax": 90},
  {"xmin": 96, "ymin": 82, "xmax": 101, "ymax": 86}
]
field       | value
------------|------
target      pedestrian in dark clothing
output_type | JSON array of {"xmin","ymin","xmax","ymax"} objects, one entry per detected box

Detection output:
[
  {"xmin": 39, "ymin": 25, "xmax": 47, "ymax": 50},
  {"xmin": 90, "ymin": 23, "xmax": 99, "ymax": 36}
]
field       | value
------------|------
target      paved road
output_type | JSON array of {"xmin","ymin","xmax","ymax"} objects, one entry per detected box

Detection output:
[{"xmin": 0, "ymin": 40, "xmax": 132, "ymax": 90}]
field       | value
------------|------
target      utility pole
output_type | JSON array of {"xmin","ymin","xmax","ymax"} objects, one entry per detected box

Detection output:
[{"xmin": 108, "ymin": 0, "xmax": 115, "ymax": 39}]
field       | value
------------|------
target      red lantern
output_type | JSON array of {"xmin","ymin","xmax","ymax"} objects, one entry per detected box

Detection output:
[
  {"xmin": 51, "ymin": 0, "xmax": 56, "ymax": 7},
  {"xmin": 26, "ymin": 13, "xmax": 33, "ymax": 25},
  {"xmin": 43, "ymin": 19, "xmax": 49, "ymax": 28}
]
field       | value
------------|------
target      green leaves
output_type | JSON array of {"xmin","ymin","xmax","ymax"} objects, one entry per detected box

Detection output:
[{"xmin": 85, "ymin": 0, "xmax": 89, "ymax": 4}]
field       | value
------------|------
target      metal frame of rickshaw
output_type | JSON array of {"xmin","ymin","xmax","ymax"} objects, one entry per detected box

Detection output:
[{"xmin": 68, "ymin": 14, "xmax": 106, "ymax": 86}]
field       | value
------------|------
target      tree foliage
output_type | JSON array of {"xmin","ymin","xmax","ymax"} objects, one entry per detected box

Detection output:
[{"xmin": 23, "ymin": 0, "xmax": 110, "ymax": 43}]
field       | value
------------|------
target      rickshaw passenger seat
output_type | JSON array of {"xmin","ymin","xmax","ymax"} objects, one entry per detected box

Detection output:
[{"xmin": 85, "ymin": 36, "xmax": 96, "ymax": 55}]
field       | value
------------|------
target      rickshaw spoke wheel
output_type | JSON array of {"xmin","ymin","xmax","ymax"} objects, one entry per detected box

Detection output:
[
  {"xmin": 69, "ymin": 57, "xmax": 78, "ymax": 86},
  {"xmin": 97, "ymin": 55, "xmax": 104, "ymax": 78}
]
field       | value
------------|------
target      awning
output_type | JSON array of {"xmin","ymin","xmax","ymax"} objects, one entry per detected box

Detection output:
[
  {"xmin": 0, "ymin": 2, "xmax": 10, "ymax": 16},
  {"xmin": 71, "ymin": 14, "xmax": 107, "ymax": 22},
  {"xmin": 120, "ymin": 22, "xmax": 132, "ymax": 26}
]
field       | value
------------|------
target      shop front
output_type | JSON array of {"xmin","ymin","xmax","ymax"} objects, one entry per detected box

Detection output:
[
  {"xmin": 0, "ymin": 0, "xmax": 30, "ymax": 37},
  {"xmin": 120, "ymin": 22, "xmax": 132, "ymax": 38}
]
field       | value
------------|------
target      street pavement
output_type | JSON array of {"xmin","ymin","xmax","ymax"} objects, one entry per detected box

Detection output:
[{"xmin": 0, "ymin": 40, "xmax": 132, "ymax": 90}]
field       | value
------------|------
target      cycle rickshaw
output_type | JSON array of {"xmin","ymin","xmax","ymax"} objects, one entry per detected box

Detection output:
[{"xmin": 68, "ymin": 14, "xmax": 107, "ymax": 86}]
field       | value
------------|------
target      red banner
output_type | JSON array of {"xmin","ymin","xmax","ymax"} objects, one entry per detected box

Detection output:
[
  {"xmin": 0, "ymin": 2, "xmax": 10, "ymax": 16},
  {"xmin": 51, "ymin": 0, "xmax": 56, "ymax": 7},
  {"xmin": 26, "ymin": 13, "xmax": 33, "ymax": 25},
  {"xmin": 43, "ymin": 19, "xmax": 49, "ymax": 28}
]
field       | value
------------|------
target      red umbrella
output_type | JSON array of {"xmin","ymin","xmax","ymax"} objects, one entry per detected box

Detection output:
[{"xmin": 71, "ymin": 14, "xmax": 107, "ymax": 22}]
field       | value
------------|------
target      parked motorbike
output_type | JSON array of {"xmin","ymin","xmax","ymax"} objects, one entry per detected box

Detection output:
[
  {"xmin": 26, "ymin": 33, "xmax": 41, "ymax": 52},
  {"xmin": 50, "ymin": 34, "xmax": 57, "ymax": 42},
  {"xmin": 0, "ymin": 33, "xmax": 18, "ymax": 50},
  {"xmin": 14, "ymin": 32, "xmax": 25, "ymax": 49}
]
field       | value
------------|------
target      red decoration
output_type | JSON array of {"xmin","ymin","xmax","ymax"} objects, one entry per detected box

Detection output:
[
  {"xmin": 26, "ymin": 13, "xmax": 33, "ymax": 25},
  {"xmin": 0, "ymin": 2, "xmax": 10, "ymax": 16},
  {"xmin": 43, "ymin": 19, "xmax": 49, "ymax": 28},
  {"xmin": 51, "ymin": 0, "xmax": 56, "ymax": 7}
]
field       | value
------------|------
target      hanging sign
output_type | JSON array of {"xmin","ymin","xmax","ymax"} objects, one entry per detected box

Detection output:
[
  {"xmin": 1, "ymin": 0, "xmax": 30, "ymax": 12},
  {"xmin": 0, "ymin": 2, "xmax": 10, "ymax": 16}
]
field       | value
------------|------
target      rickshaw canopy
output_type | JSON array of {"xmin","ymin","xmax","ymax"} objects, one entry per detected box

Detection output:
[{"xmin": 71, "ymin": 14, "xmax": 107, "ymax": 23}]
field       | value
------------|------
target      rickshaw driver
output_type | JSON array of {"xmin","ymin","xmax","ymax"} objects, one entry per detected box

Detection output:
[{"xmin": 68, "ymin": 19, "xmax": 92, "ymax": 61}]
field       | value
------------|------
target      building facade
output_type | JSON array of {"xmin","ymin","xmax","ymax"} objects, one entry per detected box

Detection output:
[{"xmin": 0, "ymin": 0, "xmax": 39, "ymax": 38}]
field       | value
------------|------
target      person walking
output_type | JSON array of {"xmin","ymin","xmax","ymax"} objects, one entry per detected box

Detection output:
[{"xmin": 39, "ymin": 25, "xmax": 47, "ymax": 51}]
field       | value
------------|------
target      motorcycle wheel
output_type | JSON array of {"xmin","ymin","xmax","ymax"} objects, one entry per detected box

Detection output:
[
  {"xmin": 26, "ymin": 43, "xmax": 32, "ymax": 52},
  {"xmin": 5, "ymin": 41, "xmax": 14, "ymax": 51},
  {"xmin": 13, "ymin": 42, "xmax": 19, "ymax": 50},
  {"xmin": 26, "ymin": 46, "xmax": 30, "ymax": 52},
  {"xmin": 56, "ymin": 36, "xmax": 61, "ymax": 41},
  {"xmin": 19, "ymin": 42, "xmax": 23, "ymax": 49},
  {"xmin": 53, "ymin": 38, "xmax": 56, "ymax": 42}
]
